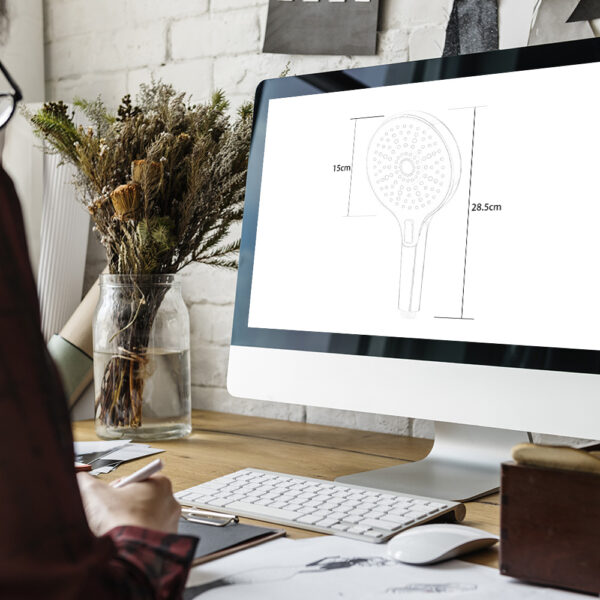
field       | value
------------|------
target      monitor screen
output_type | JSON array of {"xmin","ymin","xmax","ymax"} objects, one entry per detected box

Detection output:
[
  {"xmin": 249, "ymin": 61, "xmax": 599, "ymax": 353},
  {"xmin": 233, "ymin": 39, "xmax": 600, "ymax": 379}
]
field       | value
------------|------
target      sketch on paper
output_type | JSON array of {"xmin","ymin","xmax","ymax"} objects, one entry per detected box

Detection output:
[
  {"xmin": 185, "ymin": 554, "xmax": 483, "ymax": 598},
  {"xmin": 367, "ymin": 113, "xmax": 462, "ymax": 314}
]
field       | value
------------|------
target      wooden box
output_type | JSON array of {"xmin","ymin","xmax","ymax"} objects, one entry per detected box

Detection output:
[{"xmin": 500, "ymin": 461, "xmax": 600, "ymax": 595}]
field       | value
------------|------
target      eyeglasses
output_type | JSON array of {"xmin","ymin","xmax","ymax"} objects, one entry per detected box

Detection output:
[{"xmin": 0, "ymin": 61, "xmax": 22, "ymax": 130}]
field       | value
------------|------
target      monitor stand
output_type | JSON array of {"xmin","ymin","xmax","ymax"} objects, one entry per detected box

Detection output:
[{"xmin": 336, "ymin": 422, "xmax": 529, "ymax": 502}]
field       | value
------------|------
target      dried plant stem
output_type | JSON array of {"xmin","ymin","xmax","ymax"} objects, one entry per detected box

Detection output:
[{"xmin": 96, "ymin": 284, "xmax": 167, "ymax": 428}]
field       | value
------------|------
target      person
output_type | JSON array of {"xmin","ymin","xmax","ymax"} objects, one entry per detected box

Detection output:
[{"xmin": 0, "ymin": 33, "xmax": 197, "ymax": 600}]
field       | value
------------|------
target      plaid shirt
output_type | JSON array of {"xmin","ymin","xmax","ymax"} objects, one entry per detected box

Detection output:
[{"xmin": 0, "ymin": 166, "xmax": 197, "ymax": 599}]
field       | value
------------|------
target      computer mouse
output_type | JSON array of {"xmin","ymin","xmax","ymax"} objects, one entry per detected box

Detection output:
[{"xmin": 387, "ymin": 524, "xmax": 498, "ymax": 565}]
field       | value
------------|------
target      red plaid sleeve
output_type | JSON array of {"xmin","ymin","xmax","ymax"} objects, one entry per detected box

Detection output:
[{"xmin": 102, "ymin": 527, "xmax": 198, "ymax": 600}]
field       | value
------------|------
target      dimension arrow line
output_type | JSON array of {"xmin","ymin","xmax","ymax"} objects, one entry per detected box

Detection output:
[
  {"xmin": 346, "ymin": 119, "xmax": 358, "ymax": 217},
  {"xmin": 460, "ymin": 106, "xmax": 477, "ymax": 319}
]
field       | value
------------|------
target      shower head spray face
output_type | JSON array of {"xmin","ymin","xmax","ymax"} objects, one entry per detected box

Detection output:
[{"xmin": 367, "ymin": 112, "xmax": 461, "ymax": 313}]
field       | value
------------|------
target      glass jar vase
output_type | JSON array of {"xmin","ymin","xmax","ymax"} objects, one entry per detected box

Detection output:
[{"xmin": 93, "ymin": 274, "xmax": 192, "ymax": 441}]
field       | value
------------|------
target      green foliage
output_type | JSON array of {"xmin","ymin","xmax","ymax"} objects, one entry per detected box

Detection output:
[
  {"xmin": 29, "ymin": 82, "xmax": 253, "ymax": 275},
  {"xmin": 30, "ymin": 101, "xmax": 82, "ymax": 164}
]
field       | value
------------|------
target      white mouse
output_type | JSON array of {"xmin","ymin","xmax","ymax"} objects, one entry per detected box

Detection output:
[{"xmin": 387, "ymin": 524, "xmax": 498, "ymax": 565}]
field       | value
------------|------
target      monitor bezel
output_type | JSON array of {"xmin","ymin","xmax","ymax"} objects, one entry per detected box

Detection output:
[{"xmin": 232, "ymin": 37, "xmax": 600, "ymax": 377}]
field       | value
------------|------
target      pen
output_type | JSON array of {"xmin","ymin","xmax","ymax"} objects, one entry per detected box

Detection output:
[{"xmin": 111, "ymin": 458, "xmax": 163, "ymax": 489}]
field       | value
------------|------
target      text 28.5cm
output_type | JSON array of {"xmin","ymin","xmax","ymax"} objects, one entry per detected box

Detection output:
[{"xmin": 471, "ymin": 203, "xmax": 502, "ymax": 212}]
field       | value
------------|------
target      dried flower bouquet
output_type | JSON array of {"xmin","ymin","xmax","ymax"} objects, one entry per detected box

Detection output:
[{"xmin": 30, "ymin": 83, "xmax": 252, "ymax": 428}]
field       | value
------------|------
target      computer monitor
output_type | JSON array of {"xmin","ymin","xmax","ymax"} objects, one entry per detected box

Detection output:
[{"xmin": 228, "ymin": 38, "xmax": 600, "ymax": 502}]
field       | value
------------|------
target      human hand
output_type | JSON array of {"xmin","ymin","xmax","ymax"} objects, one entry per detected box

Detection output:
[{"xmin": 77, "ymin": 472, "xmax": 181, "ymax": 536}]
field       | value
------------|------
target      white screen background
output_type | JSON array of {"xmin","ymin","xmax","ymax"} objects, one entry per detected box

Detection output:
[{"xmin": 249, "ymin": 62, "xmax": 600, "ymax": 352}]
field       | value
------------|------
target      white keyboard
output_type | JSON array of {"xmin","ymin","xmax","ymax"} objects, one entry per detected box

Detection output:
[{"xmin": 175, "ymin": 468, "xmax": 466, "ymax": 543}]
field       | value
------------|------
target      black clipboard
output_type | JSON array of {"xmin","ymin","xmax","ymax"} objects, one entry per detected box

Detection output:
[{"xmin": 178, "ymin": 518, "xmax": 286, "ymax": 566}]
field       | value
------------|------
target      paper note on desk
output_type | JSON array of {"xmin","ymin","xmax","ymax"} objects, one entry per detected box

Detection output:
[
  {"xmin": 74, "ymin": 440, "xmax": 164, "ymax": 474},
  {"xmin": 184, "ymin": 536, "xmax": 582, "ymax": 599},
  {"xmin": 74, "ymin": 440, "xmax": 131, "ymax": 462}
]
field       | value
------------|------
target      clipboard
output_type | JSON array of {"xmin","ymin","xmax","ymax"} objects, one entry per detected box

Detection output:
[{"xmin": 178, "ymin": 517, "xmax": 286, "ymax": 566}]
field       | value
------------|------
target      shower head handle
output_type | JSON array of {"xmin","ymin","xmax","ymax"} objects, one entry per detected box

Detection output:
[{"xmin": 399, "ymin": 221, "xmax": 430, "ymax": 313}]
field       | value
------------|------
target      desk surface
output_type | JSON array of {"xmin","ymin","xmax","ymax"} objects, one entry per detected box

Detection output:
[{"xmin": 72, "ymin": 410, "xmax": 500, "ymax": 569}]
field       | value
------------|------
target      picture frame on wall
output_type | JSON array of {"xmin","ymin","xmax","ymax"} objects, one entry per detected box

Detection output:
[{"xmin": 263, "ymin": 0, "xmax": 380, "ymax": 56}]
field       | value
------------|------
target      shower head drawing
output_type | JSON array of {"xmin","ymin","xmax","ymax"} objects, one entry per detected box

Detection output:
[{"xmin": 367, "ymin": 112, "xmax": 461, "ymax": 313}]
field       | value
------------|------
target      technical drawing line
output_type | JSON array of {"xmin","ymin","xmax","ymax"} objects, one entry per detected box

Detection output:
[
  {"xmin": 350, "ymin": 115, "xmax": 385, "ymax": 120},
  {"xmin": 449, "ymin": 105, "xmax": 488, "ymax": 111},
  {"xmin": 434, "ymin": 316, "xmax": 475, "ymax": 320},
  {"xmin": 346, "ymin": 119, "xmax": 358, "ymax": 216},
  {"xmin": 460, "ymin": 107, "xmax": 477, "ymax": 319}
]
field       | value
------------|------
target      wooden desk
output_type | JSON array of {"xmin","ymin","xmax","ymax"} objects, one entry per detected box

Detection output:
[{"xmin": 73, "ymin": 410, "xmax": 500, "ymax": 569}]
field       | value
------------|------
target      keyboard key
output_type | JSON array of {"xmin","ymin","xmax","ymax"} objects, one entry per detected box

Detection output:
[
  {"xmin": 296, "ymin": 514, "xmax": 322, "ymax": 525},
  {"xmin": 307, "ymin": 498, "xmax": 324, "ymax": 506},
  {"xmin": 316, "ymin": 518, "xmax": 340, "ymax": 528},
  {"xmin": 363, "ymin": 529, "xmax": 386, "ymax": 539},
  {"xmin": 254, "ymin": 499, "xmax": 274, "ymax": 506},
  {"xmin": 382, "ymin": 514, "xmax": 413, "ymax": 526},
  {"xmin": 405, "ymin": 510, "xmax": 428, "ymax": 520},
  {"xmin": 327, "ymin": 512, "xmax": 346, "ymax": 521},
  {"xmin": 342, "ymin": 515, "xmax": 362, "ymax": 524},
  {"xmin": 314, "ymin": 494, "xmax": 332, "ymax": 502},
  {"xmin": 200, "ymin": 482, "xmax": 227, "ymax": 490},
  {"xmin": 297, "ymin": 506, "xmax": 315, "ymax": 515},
  {"xmin": 223, "ymin": 493, "xmax": 243, "ymax": 502},
  {"xmin": 208, "ymin": 499, "xmax": 229, "ymax": 507},
  {"xmin": 367, "ymin": 510, "xmax": 386, "ymax": 519},
  {"xmin": 387, "ymin": 508, "xmax": 408, "ymax": 516},
  {"xmin": 348, "ymin": 525, "xmax": 369, "ymax": 534},
  {"xmin": 359, "ymin": 518, "xmax": 403, "ymax": 532}
]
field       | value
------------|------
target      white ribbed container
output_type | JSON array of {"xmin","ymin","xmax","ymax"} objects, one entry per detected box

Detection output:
[{"xmin": 37, "ymin": 154, "xmax": 89, "ymax": 341}]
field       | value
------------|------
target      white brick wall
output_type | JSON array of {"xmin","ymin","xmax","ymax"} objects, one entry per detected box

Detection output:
[{"xmin": 43, "ymin": 0, "xmax": 593, "ymax": 444}]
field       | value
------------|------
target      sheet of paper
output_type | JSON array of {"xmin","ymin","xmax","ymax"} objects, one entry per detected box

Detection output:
[
  {"xmin": 88, "ymin": 444, "xmax": 165, "ymax": 475},
  {"xmin": 184, "ymin": 536, "xmax": 581, "ymax": 599},
  {"xmin": 74, "ymin": 440, "xmax": 131, "ymax": 461},
  {"xmin": 100, "ymin": 444, "xmax": 164, "ymax": 462}
]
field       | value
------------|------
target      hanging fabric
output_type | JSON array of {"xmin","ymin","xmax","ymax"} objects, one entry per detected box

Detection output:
[{"xmin": 443, "ymin": 0, "xmax": 499, "ymax": 56}]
